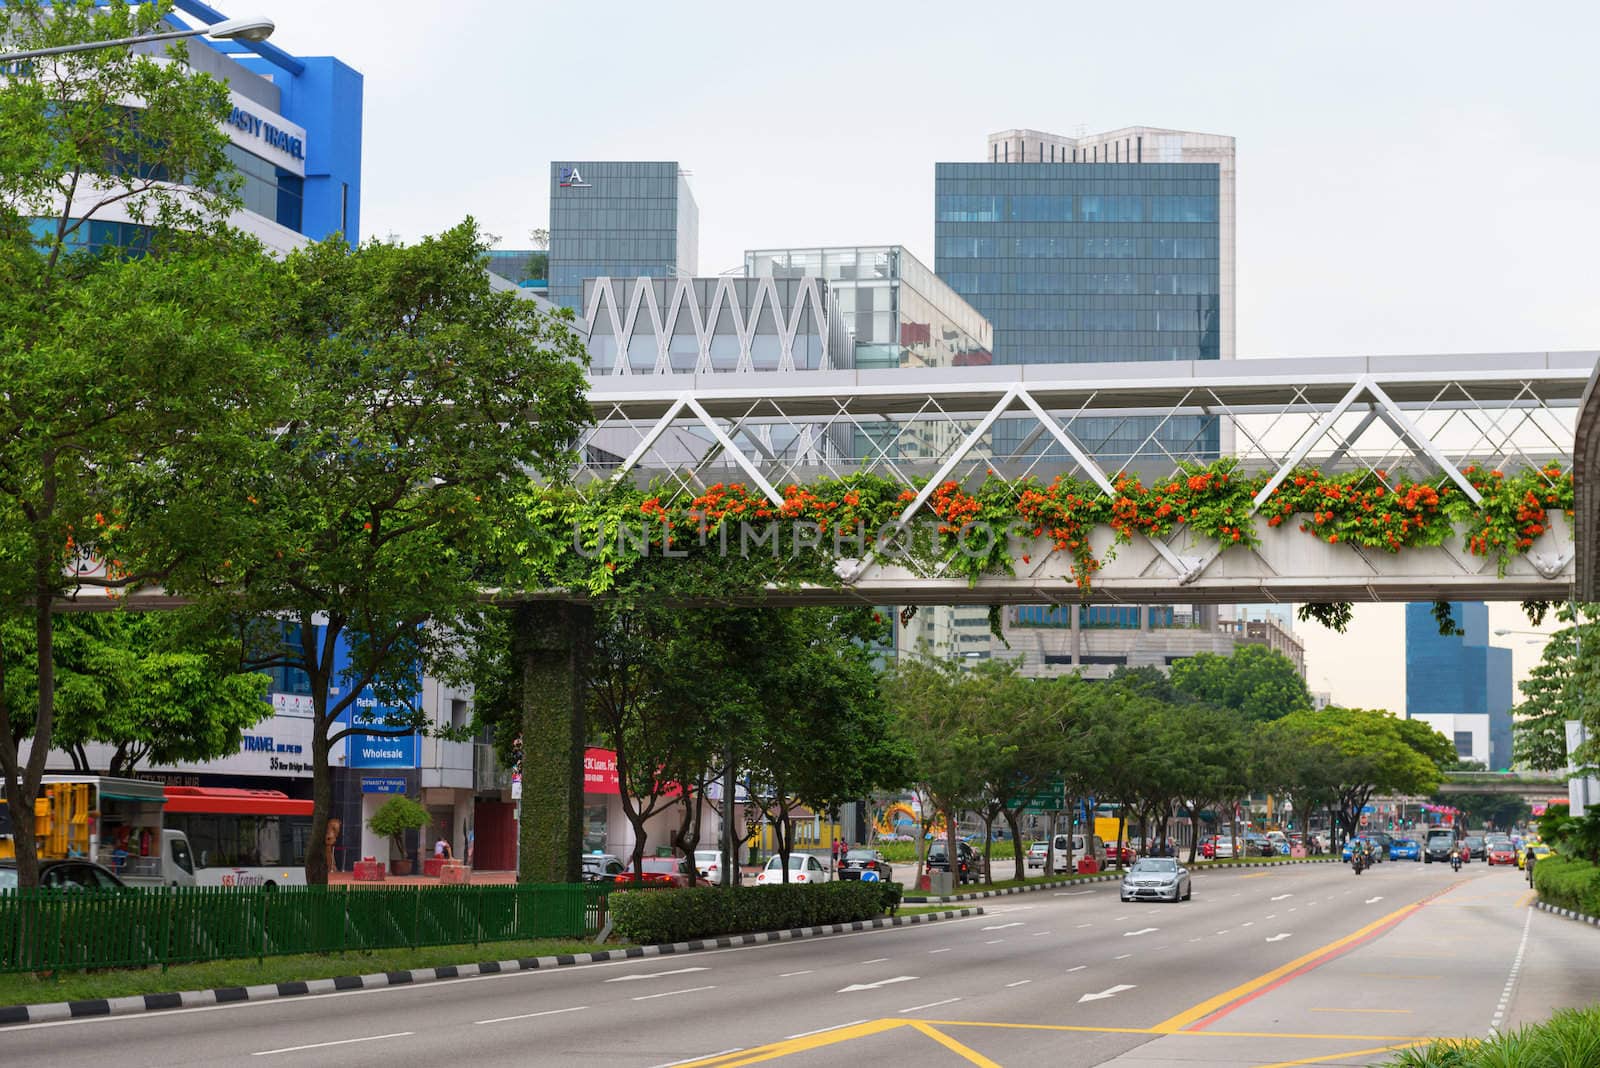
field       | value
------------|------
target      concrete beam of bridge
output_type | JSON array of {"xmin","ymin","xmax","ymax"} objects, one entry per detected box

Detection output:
[{"xmin": 1436, "ymin": 772, "xmax": 1570, "ymax": 797}]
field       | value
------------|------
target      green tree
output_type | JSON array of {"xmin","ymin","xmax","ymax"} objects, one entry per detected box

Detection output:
[
  {"xmin": 1512, "ymin": 604, "xmax": 1598, "ymax": 772},
  {"xmin": 367, "ymin": 794, "xmax": 430, "ymax": 863},
  {"xmin": 1169, "ymin": 644, "xmax": 1313, "ymax": 722},
  {"xmin": 2, "ymin": 612, "xmax": 269, "ymax": 776},
  {"xmin": 212, "ymin": 223, "xmax": 590, "ymax": 885},
  {"xmin": 0, "ymin": 0, "xmax": 277, "ymax": 886}
]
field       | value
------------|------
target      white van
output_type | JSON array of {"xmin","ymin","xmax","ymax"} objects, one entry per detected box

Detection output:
[{"xmin": 1050, "ymin": 833, "xmax": 1107, "ymax": 873}]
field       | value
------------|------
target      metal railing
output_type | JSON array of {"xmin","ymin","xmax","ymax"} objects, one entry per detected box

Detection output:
[{"xmin": 0, "ymin": 882, "xmax": 604, "ymax": 974}]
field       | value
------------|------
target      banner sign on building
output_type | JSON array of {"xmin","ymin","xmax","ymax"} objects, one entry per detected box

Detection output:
[
  {"xmin": 584, "ymin": 747, "xmax": 619, "ymax": 795},
  {"xmin": 361, "ymin": 777, "xmax": 407, "ymax": 794}
]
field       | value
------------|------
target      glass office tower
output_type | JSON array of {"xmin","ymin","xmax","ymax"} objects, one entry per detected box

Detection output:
[
  {"xmin": 548, "ymin": 161, "xmax": 699, "ymax": 311},
  {"xmin": 1405, "ymin": 602, "xmax": 1514, "ymax": 770}
]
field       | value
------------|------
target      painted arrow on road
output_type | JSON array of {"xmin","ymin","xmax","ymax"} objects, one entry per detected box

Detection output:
[
  {"xmin": 605, "ymin": 967, "xmax": 708, "ymax": 983},
  {"xmin": 1078, "ymin": 984, "xmax": 1137, "ymax": 1003},
  {"xmin": 1122, "ymin": 928, "xmax": 1159, "ymax": 937},
  {"xmin": 982, "ymin": 922, "xmax": 1024, "ymax": 931},
  {"xmin": 838, "ymin": 976, "xmax": 919, "ymax": 992},
  {"xmin": 1265, "ymin": 933, "xmax": 1292, "ymax": 942}
]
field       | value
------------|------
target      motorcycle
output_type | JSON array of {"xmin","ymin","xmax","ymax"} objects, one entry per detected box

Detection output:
[
  {"xmin": 1450, "ymin": 852, "xmax": 1462, "ymax": 873},
  {"xmin": 1352, "ymin": 852, "xmax": 1365, "ymax": 875}
]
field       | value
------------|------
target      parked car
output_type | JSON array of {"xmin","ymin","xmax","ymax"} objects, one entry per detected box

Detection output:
[
  {"xmin": 756, "ymin": 853, "xmax": 829, "ymax": 885},
  {"xmin": 692, "ymin": 850, "xmax": 727, "ymax": 883},
  {"xmin": 1242, "ymin": 834, "xmax": 1276, "ymax": 858},
  {"xmin": 614, "ymin": 856, "xmax": 693, "ymax": 888},
  {"xmin": 580, "ymin": 853, "xmax": 625, "ymax": 883},
  {"xmin": 1106, "ymin": 842, "xmax": 1137, "ymax": 865},
  {"xmin": 1485, "ymin": 840, "xmax": 1516, "ymax": 866},
  {"xmin": 1389, "ymin": 837, "xmax": 1421, "ymax": 862},
  {"xmin": 838, "ymin": 848, "xmax": 893, "ymax": 883},
  {"xmin": 1119, "ymin": 857, "xmax": 1191, "ymax": 903},
  {"xmin": 1025, "ymin": 842, "xmax": 1048, "ymax": 869},
  {"xmin": 1202, "ymin": 836, "xmax": 1235, "ymax": 859},
  {"xmin": 0, "ymin": 859, "xmax": 127, "ymax": 890},
  {"xmin": 1266, "ymin": 831, "xmax": 1290, "ymax": 855},
  {"xmin": 927, "ymin": 841, "xmax": 985, "ymax": 884}
]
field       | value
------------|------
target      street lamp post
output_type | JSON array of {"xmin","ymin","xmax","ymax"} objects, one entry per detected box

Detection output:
[{"xmin": 0, "ymin": 15, "xmax": 274, "ymax": 63}]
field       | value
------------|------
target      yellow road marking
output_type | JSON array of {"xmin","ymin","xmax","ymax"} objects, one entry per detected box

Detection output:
[
  {"xmin": 1240, "ymin": 872, "xmax": 1274, "ymax": 879},
  {"xmin": 1309, "ymin": 1007, "xmax": 1414, "ymax": 1014},
  {"xmin": 927, "ymin": 1021, "xmax": 1426, "ymax": 1042},
  {"xmin": 1250, "ymin": 1040, "xmax": 1432, "ymax": 1068},
  {"xmin": 909, "ymin": 1023, "xmax": 1002, "ymax": 1067},
  {"xmin": 1150, "ymin": 899, "xmax": 1428, "ymax": 1032},
  {"xmin": 1517, "ymin": 890, "xmax": 1536, "ymax": 907},
  {"xmin": 668, "ymin": 1019, "xmax": 906, "ymax": 1067}
]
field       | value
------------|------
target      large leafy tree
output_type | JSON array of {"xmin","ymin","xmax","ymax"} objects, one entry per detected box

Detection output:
[
  {"xmin": 0, "ymin": 0, "xmax": 278, "ymax": 885},
  {"xmin": 1512, "ymin": 604, "xmax": 1598, "ymax": 772},
  {"xmin": 2, "ymin": 612, "xmax": 269, "ymax": 775},
  {"xmin": 205, "ymin": 223, "xmax": 590, "ymax": 884},
  {"xmin": 1169, "ymin": 643, "xmax": 1313, "ymax": 722}
]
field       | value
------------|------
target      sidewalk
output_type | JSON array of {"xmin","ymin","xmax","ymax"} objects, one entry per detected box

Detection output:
[{"xmin": 329, "ymin": 868, "xmax": 517, "ymax": 886}]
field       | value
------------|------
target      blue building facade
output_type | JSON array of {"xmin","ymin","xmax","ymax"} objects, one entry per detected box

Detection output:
[
  {"xmin": 548, "ymin": 161, "xmax": 699, "ymax": 311},
  {"xmin": 171, "ymin": 1, "xmax": 363, "ymax": 245},
  {"xmin": 1405, "ymin": 602, "xmax": 1514, "ymax": 770}
]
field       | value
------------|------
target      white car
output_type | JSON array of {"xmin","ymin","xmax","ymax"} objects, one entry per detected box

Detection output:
[
  {"xmin": 693, "ymin": 850, "xmax": 727, "ymax": 882},
  {"xmin": 1026, "ymin": 842, "xmax": 1048, "ymax": 869},
  {"xmin": 755, "ymin": 853, "xmax": 829, "ymax": 885}
]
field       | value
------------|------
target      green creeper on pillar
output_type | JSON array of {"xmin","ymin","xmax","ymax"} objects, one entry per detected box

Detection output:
[{"xmin": 515, "ymin": 602, "xmax": 591, "ymax": 884}]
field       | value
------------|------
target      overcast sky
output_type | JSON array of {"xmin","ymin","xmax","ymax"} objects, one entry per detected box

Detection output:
[{"xmin": 249, "ymin": 0, "xmax": 1593, "ymax": 709}]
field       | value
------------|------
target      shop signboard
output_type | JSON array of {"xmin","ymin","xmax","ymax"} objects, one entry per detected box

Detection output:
[{"xmin": 362, "ymin": 777, "xmax": 407, "ymax": 794}]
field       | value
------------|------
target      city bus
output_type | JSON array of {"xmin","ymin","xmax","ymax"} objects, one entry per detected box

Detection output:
[{"xmin": 161, "ymin": 786, "xmax": 312, "ymax": 887}]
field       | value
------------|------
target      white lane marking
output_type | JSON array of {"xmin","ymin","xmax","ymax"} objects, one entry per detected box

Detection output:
[
  {"xmin": 254, "ymin": 1033, "xmax": 413, "ymax": 1057},
  {"xmin": 1489, "ymin": 908, "xmax": 1534, "ymax": 1033},
  {"xmin": 1006, "ymin": 980, "xmax": 1032, "ymax": 988},
  {"xmin": 1067, "ymin": 965, "xmax": 1087, "ymax": 972},
  {"xmin": 927, "ymin": 949, "xmax": 951, "ymax": 955},
  {"xmin": 1366, "ymin": 897, "xmax": 1384, "ymax": 904},
  {"xmin": 1075, "ymin": 923, "xmax": 1094, "ymax": 928},
  {"xmin": 779, "ymin": 970, "xmax": 814, "ymax": 977},
  {"xmin": 901, "ymin": 997, "xmax": 961, "ymax": 1013},
  {"xmin": 984, "ymin": 939, "xmax": 1005, "ymax": 944},
  {"xmin": 1216, "ymin": 930, "xmax": 1230, "ymax": 935},
  {"xmin": 1271, "ymin": 894, "xmax": 1292, "ymax": 901},
  {"xmin": 632, "ymin": 985, "xmax": 717, "ymax": 1001},
  {"xmin": 1055, "ymin": 890, "xmax": 1094, "ymax": 896},
  {"xmin": 785, "ymin": 1021, "xmax": 867, "ymax": 1040},
  {"xmin": 476, "ymin": 1005, "xmax": 588, "ymax": 1025},
  {"xmin": 1266, "ymin": 933, "xmax": 1292, "ymax": 943},
  {"xmin": 1241, "ymin": 922, "xmax": 1255, "ymax": 928},
  {"xmin": 1078, "ymin": 984, "xmax": 1137, "ymax": 1003},
  {"xmin": 1188, "ymin": 938, "xmax": 1202, "ymax": 943},
  {"xmin": 1266, "ymin": 915, "xmax": 1277, "ymax": 920},
  {"xmin": 982, "ymin": 922, "xmax": 1024, "ymax": 931},
  {"xmin": 860, "ymin": 958, "xmax": 889, "ymax": 964},
  {"xmin": 1114, "ymin": 915, "xmax": 1129, "ymax": 920},
  {"xmin": 647, "ymin": 1051, "xmax": 744, "ymax": 1068},
  {"xmin": 1031, "ymin": 931, "xmax": 1051, "ymax": 937},
  {"xmin": 1113, "ymin": 953, "xmax": 1131, "ymax": 960},
  {"xmin": 838, "ymin": 975, "xmax": 918, "ymax": 992},
  {"xmin": 1123, "ymin": 927, "xmax": 1159, "ymax": 937},
  {"xmin": 606, "ymin": 966, "xmax": 709, "ymax": 983}
]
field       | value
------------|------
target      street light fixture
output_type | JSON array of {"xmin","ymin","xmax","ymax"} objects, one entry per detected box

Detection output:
[{"xmin": 0, "ymin": 15, "xmax": 274, "ymax": 62}]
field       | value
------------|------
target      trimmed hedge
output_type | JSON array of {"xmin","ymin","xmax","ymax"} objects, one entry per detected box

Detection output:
[
  {"xmin": 608, "ymin": 880, "xmax": 900, "ymax": 944},
  {"xmin": 1533, "ymin": 854, "xmax": 1600, "ymax": 914}
]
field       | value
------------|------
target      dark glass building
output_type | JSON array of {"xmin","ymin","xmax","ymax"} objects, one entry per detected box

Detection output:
[
  {"xmin": 548, "ymin": 161, "xmax": 699, "ymax": 311},
  {"xmin": 1405, "ymin": 602, "xmax": 1514, "ymax": 770}
]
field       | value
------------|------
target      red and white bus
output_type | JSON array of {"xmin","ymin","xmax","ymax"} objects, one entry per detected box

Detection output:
[{"xmin": 161, "ymin": 786, "xmax": 313, "ymax": 887}]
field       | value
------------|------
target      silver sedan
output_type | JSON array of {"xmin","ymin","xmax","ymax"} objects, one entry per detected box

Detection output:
[{"xmin": 1119, "ymin": 857, "xmax": 1192, "ymax": 903}]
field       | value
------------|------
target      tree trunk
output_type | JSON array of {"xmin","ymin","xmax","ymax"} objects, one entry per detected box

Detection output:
[
  {"xmin": 515, "ymin": 602, "xmax": 590, "ymax": 885},
  {"xmin": 1114, "ymin": 808, "xmax": 1127, "ymax": 870},
  {"xmin": 304, "ymin": 706, "xmax": 334, "ymax": 885},
  {"xmin": 1004, "ymin": 808, "xmax": 1026, "ymax": 879},
  {"xmin": 980, "ymin": 806, "xmax": 997, "ymax": 885},
  {"xmin": 944, "ymin": 805, "xmax": 961, "ymax": 887},
  {"xmin": 1185, "ymin": 803, "xmax": 1199, "ymax": 863}
]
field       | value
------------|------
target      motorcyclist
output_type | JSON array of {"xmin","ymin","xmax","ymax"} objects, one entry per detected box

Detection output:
[{"xmin": 1449, "ymin": 844, "xmax": 1462, "ymax": 871}]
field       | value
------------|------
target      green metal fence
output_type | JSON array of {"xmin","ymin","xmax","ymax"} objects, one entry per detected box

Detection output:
[{"xmin": 0, "ymin": 883, "xmax": 605, "ymax": 974}]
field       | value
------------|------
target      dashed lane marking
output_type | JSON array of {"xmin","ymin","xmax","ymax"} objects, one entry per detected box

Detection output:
[
  {"xmin": 253, "ymin": 1033, "xmax": 414, "ymax": 1057},
  {"xmin": 1490, "ymin": 906, "xmax": 1533, "ymax": 1033},
  {"xmin": 476, "ymin": 1005, "xmax": 588, "ymax": 1025}
]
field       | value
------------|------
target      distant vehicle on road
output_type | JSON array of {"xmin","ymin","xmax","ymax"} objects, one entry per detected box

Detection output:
[
  {"xmin": 0, "ymin": 858, "xmax": 127, "ymax": 890},
  {"xmin": 1485, "ymin": 840, "xmax": 1516, "ymax": 866},
  {"xmin": 838, "ymin": 849, "xmax": 893, "ymax": 883},
  {"xmin": 756, "ymin": 853, "xmax": 829, "ymax": 885},
  {"xmin": 1519, "ymin": 843, "xmax": 1551, "ymax": 870},
  {"xmin": 1119, "ymin": 857, "xmax": 1191, "ymax": 903},
  {"xmin": 614, "ymin": 856, "xmax": 693, "ymax": 888},
  {"xmin": 927, "ymin": 841, "xmax": 984, "ymax": 884},
  {"xmin": 1201, "ymin": 836, "xmax": 1235, "ymax": 859},
  {"xmin": 1424, "ymin": 827, "xmax": 1461, "ymax": 864},
  {"xmin": 1343, "ymin": 837, "xmax": 1384, "ymax": 863},
  {"xmin": 581, "ymin": 853, "xmax": 625, "ymax": 883},
  {"xmin": 1026, "ymin": 842, "xmax": 1048, "ymax": 869},
  {"xmin": 1389, "ymin": 838, "xmax": 1421, "ymax": 862},
  {"xmin": 1050, "ymin": 834, "xmax": 1106, "ymax": 873},
  {"xmin": 693, "ymin": 850, "xmax": 727, "ymax": 882},
  {"xmin": 1462, "ymin": 836, "xmax": 1486, "ymax": 863}
]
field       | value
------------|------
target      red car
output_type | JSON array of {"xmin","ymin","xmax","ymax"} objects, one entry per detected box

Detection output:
[
  {"xmin": 612, "ymin": 856, "xmax": 692, "ymax": 888},
  {"xmin": 1106, "ymin": 843, "xmax": 1137, "ymax": 865},
  {"xmin": 1485, "ymin": 841, "xmax": 1516, "ymax": 866}
]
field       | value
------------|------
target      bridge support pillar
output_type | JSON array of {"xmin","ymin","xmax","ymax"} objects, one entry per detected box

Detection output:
[{"xmin": 514, "ymin": 602, "xmax": 590, "ymax": 885}]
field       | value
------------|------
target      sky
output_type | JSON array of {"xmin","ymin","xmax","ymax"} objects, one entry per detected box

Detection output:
[{"xmin": 244, "ymin": 0, "xmax": 1595, "ymax": 710}]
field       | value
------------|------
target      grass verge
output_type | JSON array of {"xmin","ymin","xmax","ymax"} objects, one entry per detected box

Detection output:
[{"xmin": 0, "ymin": 937, "xmax": 612, "ymax": 1007}]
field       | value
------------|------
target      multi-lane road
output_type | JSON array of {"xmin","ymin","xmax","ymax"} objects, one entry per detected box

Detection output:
[{"xmin": 6, "ymin": 860, "xmax": 1597, "ymax": 1066}]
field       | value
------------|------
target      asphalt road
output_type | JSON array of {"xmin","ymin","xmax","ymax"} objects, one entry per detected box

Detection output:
[{"xmin": 7, "ymin": 860, "xmax": 1594, "ymax": 1067}]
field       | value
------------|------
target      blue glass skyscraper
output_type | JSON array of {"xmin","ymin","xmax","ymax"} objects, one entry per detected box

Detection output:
[{"xmin": 1406, "ymin": 602, "xmax": 1514, "ymax": 769}]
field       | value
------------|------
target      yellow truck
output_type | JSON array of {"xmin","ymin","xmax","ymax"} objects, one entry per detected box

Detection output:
[{"xmin": 0, "ymin": 776, "xmax": 194, "ymax": 886}]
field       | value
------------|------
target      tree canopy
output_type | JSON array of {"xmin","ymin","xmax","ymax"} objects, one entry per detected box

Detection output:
[{"xmin": 1169, "ymin": 644, "xmax": 1313, "ymax": 721}]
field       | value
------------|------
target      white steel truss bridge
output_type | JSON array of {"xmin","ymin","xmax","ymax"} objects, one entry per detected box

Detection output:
[{"xmin": 576, "ymin": 350, "xmax": 1597, "ymax": 606}]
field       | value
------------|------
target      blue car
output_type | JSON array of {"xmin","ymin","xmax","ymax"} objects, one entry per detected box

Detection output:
[
  {"xmin": 1389, "ymin": 837, "xmax": 1421, "ymax": 862},
  {"xmin": 1342, "ymin": 837, "xmax": 1376, "ymax": 861}
]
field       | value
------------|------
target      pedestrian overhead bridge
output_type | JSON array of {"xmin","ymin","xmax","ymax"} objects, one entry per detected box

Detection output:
[{"xmin": 573, "ymin": 350, "xmax": 1596, "ymax": 606}]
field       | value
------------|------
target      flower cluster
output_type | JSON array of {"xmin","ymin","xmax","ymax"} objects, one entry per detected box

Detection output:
[{"xmin": 1460, "ymin": 463, "xmax": 1574, "ymax": 573}]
